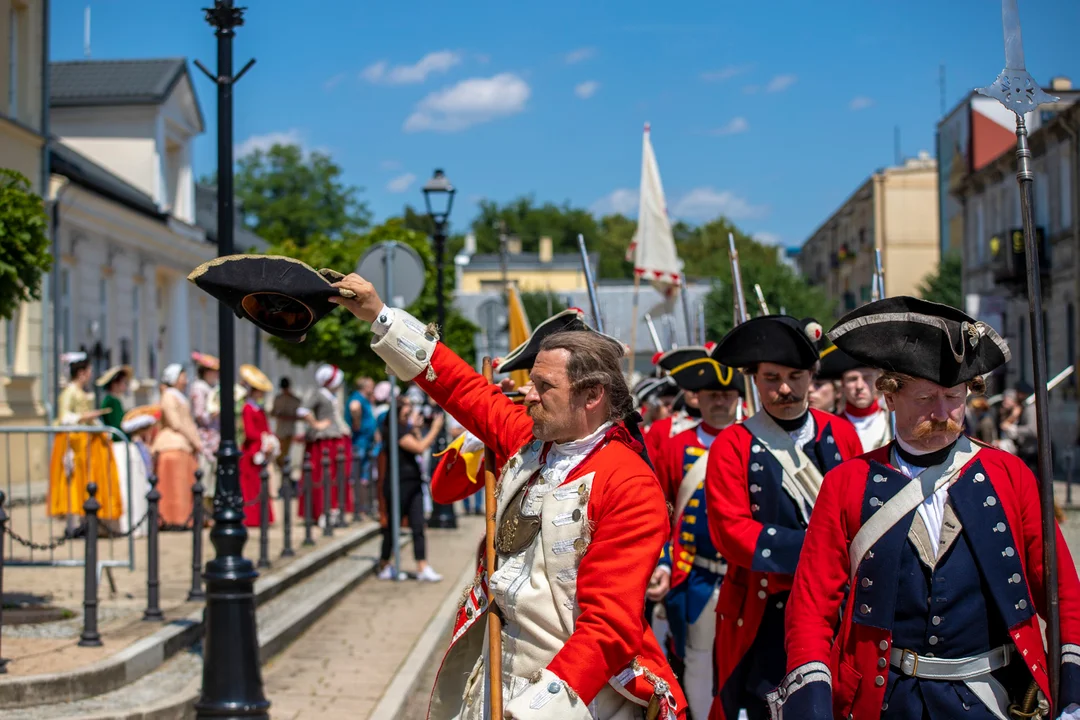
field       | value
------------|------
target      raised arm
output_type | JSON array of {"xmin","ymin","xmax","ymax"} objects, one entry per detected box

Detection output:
[{"xmin": 329, "ymin": 273, "xmax": 534, "ymax": 460}]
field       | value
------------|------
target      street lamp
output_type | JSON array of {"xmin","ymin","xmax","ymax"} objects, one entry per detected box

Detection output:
[
  {"xmin": 192, "ymin": 2, "xmax": 268, "ymax": 718},
  {"xmin": 422, "ymin": 169, "xmax": 457, "ymax": 529}
]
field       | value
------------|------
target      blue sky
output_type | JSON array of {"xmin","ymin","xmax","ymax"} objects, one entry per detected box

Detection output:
[{"xmin": 51, "ymin": 0, "xmax": 1079, "ymax": 249}]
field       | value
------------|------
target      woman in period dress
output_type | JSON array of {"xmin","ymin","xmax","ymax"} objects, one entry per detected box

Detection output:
[
  {"xmin": 115, "ymin": 405, "xmax": 160, "ymax": 538},
  {"xmin": 299, "ymin": 364, "xmax": 352, "ymax": 524},
  {"xmin": 152, "ymin": 364, "xmax": 202, "ymax": 529},
  {"xmin": 49, "ymin": 353, "xmax": 123, "ymax": 535},
  {"xmin": 189, "ymin": 353, "xmax": 220, "ymax": 496},
  {"xmin": 239, "ymin": 364, "xmax": 278, "ymax": 527},
  {"xmin": 97, "ymin": 365, "xmax": 132, "ymax": 439}
]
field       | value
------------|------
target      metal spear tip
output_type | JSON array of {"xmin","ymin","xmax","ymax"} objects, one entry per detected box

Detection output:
[{"xmin": 977, "ymin": 68, "xmax": 1059, "ymax": 118}]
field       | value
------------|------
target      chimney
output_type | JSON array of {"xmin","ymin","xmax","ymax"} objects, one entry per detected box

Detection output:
[
  {"xmin": 507, "ymin": 237, "xmax": 523, "ymax": 254},
  {"xmin": 1051, "ymin": 76, "xmax": 1073, "ymax": 91},
  {"xmin": 539, "ymin": 236, "xmax": 553, "ymax": 263},
  {"xmin": 464, "ymin": 232, "xmax": 476, "ymax": 254}
]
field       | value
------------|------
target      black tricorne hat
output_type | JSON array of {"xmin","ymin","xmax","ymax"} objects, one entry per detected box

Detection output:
[
  {"xmin": 669, "ymin": 357, "xmax": 746, "ymax": 396},
  {"xmin": 634, "ymin": 376, "xmax": 677, "ymax": 405},
  {"xmin": 652, "ymin": 344, "xmax": 714, "ymax": 373},
  {"xmin": 816, "ymin": 345, "xmax": 868, "ymax": 381},
  {"xmin": 711, "ymin": 315, "xmax": 823, "ymax": 371},
  {"xmin": 187, "ymin": 255, "xmax": 352, "ymax": 343},
  {"xmin": 827, "ymin": 296, "xmax": 1011, "ymax": 387},
  {"xmin": 495, "ymin": 307, "xmax": 624, "ymax": 374}
]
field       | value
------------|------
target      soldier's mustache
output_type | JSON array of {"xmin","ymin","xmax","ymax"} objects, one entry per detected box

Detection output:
[
  {"xmin": 912, "ymin": 419, "xmax": 963, "ymax": 438},
  {"xmin": 774, "ymin": 394, "xmax": 803, "ymax": 405}
]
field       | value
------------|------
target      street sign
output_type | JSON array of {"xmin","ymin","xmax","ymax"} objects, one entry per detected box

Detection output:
[{"xmin": 356, "ymin": 241, "xmax": 426, "ymax": 308}]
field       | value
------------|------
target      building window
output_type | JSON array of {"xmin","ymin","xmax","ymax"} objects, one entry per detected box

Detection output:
[
  {"xmin": 133, "ymin": 285, "xmax": 141, "ymax": 377},
  {"xmin": 8, "ymin": 5, "xmax": 19, "ymax": 117},
  {"xmin": 1062, "ymin": 154, "xmax": 1073, "ymax": 231}
]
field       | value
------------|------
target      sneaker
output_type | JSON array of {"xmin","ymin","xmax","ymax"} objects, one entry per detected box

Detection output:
[
  {"xmin": 417, "ymin": 566, "xmax": 443, "ymax": 582},
  {"xmin": 377, "ymin": 565, "xmax": 396, "ymax": 580}
]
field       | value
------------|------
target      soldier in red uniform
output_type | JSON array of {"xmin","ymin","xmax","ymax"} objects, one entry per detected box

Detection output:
[
  {"xmin": 705, "ymin": 316, "xmax": 863, "ymax": 720},
  {"xmin": 645, "ymin": 347, "xmax": 710, "ymax": 470},
  {"xmin": 330, "ymin": 274, "xmax": 686, "ymax": 719},
  {"xmin": 649, "ymin": 352, "xmax": 744, "ymax": 719},
  {"xmin": 771, "ymin": 297, "xmax": 1080, "ymax": 720},
  {"xmin": 819, "ymin": 344, "xmax": 893, "ymax": 451}
]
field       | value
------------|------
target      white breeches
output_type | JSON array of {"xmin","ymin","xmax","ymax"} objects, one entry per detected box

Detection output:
[{"xmin": 684, "ymin": 587, "xmax": 719, "ymax": 720}]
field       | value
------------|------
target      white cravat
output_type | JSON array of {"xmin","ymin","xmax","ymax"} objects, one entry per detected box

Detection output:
[
  {"xmin": 789, "ymin": 413, "xmax": 816, "ymax": 450},
  {"xmin": 893, "ymin": 436, "xmax": 949, "ymax": 552},
  {"xmin": 696, "ymin": 425, "xmax": 719, "ymax": 450}
]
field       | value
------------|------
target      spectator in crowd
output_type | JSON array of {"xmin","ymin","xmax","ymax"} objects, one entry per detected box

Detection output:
[
  {"xmin": 299, "ymin": 364, "xmax": 351, "ymax": 526},
  {"xmin": 1012, "ymin": 380, "xmax": 1038, "ymax": 470},
  {"xmin": 189, "ymin": 353, "xmax": 221, "ymax": 494},
  {"xmin": 117, "ymin": 405, "xmax": 160, "ymax": 538},
  {"xmin": 97, "ymin": 365, "xmax": 132, "ymax": 439},
  {"xmin": 271, "ymin": 377, "xmax": 303, "ymax": 480},
  {"xmin": 348, "ymin": 376, "xmax": 377, "ymax": 515},
  {"xmin": 377, "ymin": 392, "xmax": 444, "ymax": 582},
  {"xmin": 153, "ymin": 364, "xmax": 202, "ymax": 529},
  {"xmin": 239, "ymin": 365, "xmax": 277, "ymax": 528},
  {"xmin": 968, "ymin": 395, "xmax": 998, "ymax": 445}
]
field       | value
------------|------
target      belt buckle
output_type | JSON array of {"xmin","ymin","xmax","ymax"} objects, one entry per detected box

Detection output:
[{"xmin": 899, "ymin": 649, "xmax": 919, "ymax": 677}]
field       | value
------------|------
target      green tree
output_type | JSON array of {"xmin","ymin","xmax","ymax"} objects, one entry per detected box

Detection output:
[
  {"xmin": 265, "ymin": 219, "xmax": 478, "ymax": 379},
  {"xmin": 234, "ymin": 143, "xmax": 371, "ymax": 246},
  {"xmin": 918, "ymin": 253, "xmax": 963, "ymax": 308},
  {"xmin": 519, "ymin": 290, "xmax": 568, "ymax": 327},
  {"xmin": 0, "ymin": 170, "xmax": 52, "ymax": 321},
  {"xmin": 470, "ymin": 196, "xmax": 601, "ymax": 256}
]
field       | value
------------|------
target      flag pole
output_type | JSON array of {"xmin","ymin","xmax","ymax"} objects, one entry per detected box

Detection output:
[
  {"xmin": 629, "ymin": 274, "xmax": 641, "ymax": 374},
  {"xmin": 481, "ymin": 357, "xmax": 503, "ymax": 718}
]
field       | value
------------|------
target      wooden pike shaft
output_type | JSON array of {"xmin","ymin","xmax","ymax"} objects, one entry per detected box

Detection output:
[{"xmin": 482, "ymin": 357, "xmax": 503, "ymax": 717}]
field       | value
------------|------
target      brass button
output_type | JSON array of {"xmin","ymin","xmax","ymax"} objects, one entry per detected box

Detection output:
[
  {"xmin": 875, "ymin": 676, "xmax": 885, "ymax": 687},
  {"xmin": 877, "ymin": 658, "xmax": 887, "ymax": 669},
  {"xmin": 416, "ymin": 349, "xmax": 427, "ymax": 361},
  {"xmin": 573, "ymin": 538, "xmax": 586, "ymax": 552}
]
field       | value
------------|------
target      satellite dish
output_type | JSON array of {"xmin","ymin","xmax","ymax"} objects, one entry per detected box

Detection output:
[{"xmin": 356, "ymin": 241, "xmax": 426, "ymax": 308}]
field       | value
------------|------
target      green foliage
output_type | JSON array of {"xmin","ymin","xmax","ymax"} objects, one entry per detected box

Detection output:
[
  {"xmin": 519, "ymin": 290, "xmax": 568, "ymax": 328},
  {"xmin": 918, "ymin": 253, "xmax": 963, "ymax": 308},
  {"xmin": 265, "ymin": 219, "xmax": 478, "ymax": 379},
  {"xmin": 0, "ymin": 170, "xmax": 52, "ymax": 321},
  {"xmin": 234, "ymin": 144, "xmax": 372, "ymax": 246}
]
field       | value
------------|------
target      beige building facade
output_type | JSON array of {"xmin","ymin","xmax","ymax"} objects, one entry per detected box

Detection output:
[
  {"xmin": 455, "ymin": 235, "xmax": 597, "ymax": 293},
  {"xmin": 799, "ymin": 153, "xmax": 940, "ymax": 319},
  {"xmin": 0, "ymin": 0, "xmax": 48, "ymax": 428}
]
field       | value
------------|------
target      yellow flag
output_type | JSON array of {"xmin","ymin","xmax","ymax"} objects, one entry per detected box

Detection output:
[
  {"xmin": 434, "ymin": 433, "xmax": 486, "ymax": 485},
  {"xmin": 506, "ymin": 286, "xmax": 532, "ymax": 390}
]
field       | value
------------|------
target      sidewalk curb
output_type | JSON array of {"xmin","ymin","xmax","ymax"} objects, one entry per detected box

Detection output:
[
  {"xmin": 367, "ymin": 559, "xmax": 476, "ymax": 720},
  {"xmin": 0, "ymin": 522, "xmax": 381, "ymax": 710}
]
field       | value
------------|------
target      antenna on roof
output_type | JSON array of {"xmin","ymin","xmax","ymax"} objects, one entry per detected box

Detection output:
[{"xmin": 83, "ymin": 5, "xmax": 91, "ymax": 59}]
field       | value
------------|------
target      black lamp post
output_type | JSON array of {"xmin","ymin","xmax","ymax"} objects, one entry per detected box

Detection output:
[
  {"xmin": 422, "ymin": 169, "xmax": 457, "ymax": 529},
  {"xmin": 192, "ymin": 3, "xmax": 267, "ymax": 718}
]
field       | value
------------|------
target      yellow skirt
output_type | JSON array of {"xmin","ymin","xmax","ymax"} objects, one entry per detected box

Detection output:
[{"xmin": 48, "ymin": 432, "xmax": 123, "ymax": 521}]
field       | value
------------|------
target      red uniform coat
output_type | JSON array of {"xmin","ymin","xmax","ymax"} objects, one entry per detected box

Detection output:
[
  {"xmin": 240, "ymin": 401, "xmax": 273, "ymax": 528},
  {"xmin": 417, "ymin": 343, "xmax": 687, "ymax": 716},
  {"xmin": 778, "ymin": 442, "xmax": 1080, "ymax": 720},
  {"xmin": 646, "ymin": 412, "xmax": 699, "ymax": 474},
  {"xmin": 705, "ymin": 408, "xmax": 862, "ymax": 720}
]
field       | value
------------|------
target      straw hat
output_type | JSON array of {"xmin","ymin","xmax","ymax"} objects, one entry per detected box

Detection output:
[
  {"xmin": 191, "ymin": 352, "xmax": 221, "ymax": 371},
  {"xmin": 239, "ymin": 364, "xmax": 272, "ymax": 392},
  {"xmin": 95, "ymin": 364, "xmax": 133, "ymax": 388},
  {"xmin": 120, "ymin": 404, "xmax": 161, "ymax": 434}
]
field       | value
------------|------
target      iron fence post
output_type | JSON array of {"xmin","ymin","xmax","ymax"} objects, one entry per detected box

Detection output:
[
  {"xmin": 322, "ymin": 452, "xmax": 332, "ymax": 538},
  {"xmin": 258, "ymin": 463, "xmax": 270, "ymax": 569},
  {"xmin": 143, "ymin": 473, "xmax": 163, "ymax": 621},
  {"xmin": 302, "ymin": 453, "xmax": 314, "ymax": 546},
  {"xmin": 280, "ymin": 458, "xmax": 294, "ymax": 557},
  {"xmin": 188, "ymin": 469, "xmax": 206, "ymax": 601},
  {"xmin": 336, "ymin": 445, "xmax": 347, "ymax": 528},
  {"xmin": 79, "ymin": 483, "xmax": 102, "ymax": 647}
]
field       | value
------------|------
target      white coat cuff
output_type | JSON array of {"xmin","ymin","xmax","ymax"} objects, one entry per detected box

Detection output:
[
  {"xmin": 370, "ymin": 308, "xmax": 438, "ymax": 382},
  {"xmin": 371, "ymin": 304, "xmax": 395, "ymax": 337},
  {"xmin": 503, "ymin": 668, "xmax": 591, "ymax": 719}
]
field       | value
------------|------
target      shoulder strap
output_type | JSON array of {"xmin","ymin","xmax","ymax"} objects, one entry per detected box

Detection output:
[
  {"xmin": 848, "ymin": 436, "xmax": 979, "ymax": 578},
  {"xmin": 673, "ymin": 450, "xmax": 709, "ymax": 531},
  {"xmin": 743, "ymin": 412, "xmax": 824, "ymax": 524}
]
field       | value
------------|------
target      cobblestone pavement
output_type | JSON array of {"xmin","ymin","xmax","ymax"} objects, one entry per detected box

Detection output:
[{"xmin": 262, "ymin": 515, "xmax": 485, "ymax": 720}]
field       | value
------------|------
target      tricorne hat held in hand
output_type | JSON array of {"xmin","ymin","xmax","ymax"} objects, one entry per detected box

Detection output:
[{"xmin": 187, "ymin": 255, "xmax": 357, "ymax": 342}]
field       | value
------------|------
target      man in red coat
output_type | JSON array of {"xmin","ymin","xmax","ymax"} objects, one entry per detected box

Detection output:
[
  {"xmin": 771, "ymin": 296, "xmax": 1080, "ymax": 720},
  {"xmin": 649, "ymin": 351, "xmax": 744, "ymax": 719},
  {"xmin": 329, "ymin": 274, "xmax": 686, "ymax": 719},
  {"xmin": 818, "ymin": 345, "xmax": 893, "ymax": 451},
  {"xmin": 645, "ymin": 347, "xmax": 709, "ymax": 465},
  {"xmin": 705, "ymin": 316, "xmax": 863, "ymax": 720}
]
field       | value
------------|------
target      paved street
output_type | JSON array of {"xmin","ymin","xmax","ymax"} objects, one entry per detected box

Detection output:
[{"xmin": 262, "ymin": 515, "xmax": 484, "ymax": 720}]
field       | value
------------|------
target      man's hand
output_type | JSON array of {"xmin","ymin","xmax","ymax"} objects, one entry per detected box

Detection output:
[
  {"xmin": 329, "ymin": 274, "xmax": 383, "ymax": 323},
  {"xmin": 499, "ymin": 378, "xmax": 517, "ymax": 392},
  {"xmin": 645, "ymin": 566, "xmax": 671, "ymax": 601}
]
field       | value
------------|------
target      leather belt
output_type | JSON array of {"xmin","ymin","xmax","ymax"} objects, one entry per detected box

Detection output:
[
  {"xmin": 889, "ymin": 645, "xmax": 1012, "ymax": 681},
  {"xmin": 691, "ymin": 556, "xmax": 726, "ymax": 574}
]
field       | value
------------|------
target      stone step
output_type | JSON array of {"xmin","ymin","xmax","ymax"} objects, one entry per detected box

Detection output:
[
  {"xmin": 1, "ymin": 530, "xmax": 403, "ymax": 719},
  {"xmin": 0, "ymin": 522, "xmax": 382, "ymax": 710}
]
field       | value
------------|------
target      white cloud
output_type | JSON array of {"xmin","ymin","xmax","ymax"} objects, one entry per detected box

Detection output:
[
  {"xmin": 235, "ymin": 129, "xmax": 304, "ymax": 157},
  {"xmin": 701, "ymin": 65, "xmax": 751, "ymax": 82},
  {"xmin": 386, "ymin": 173, "xmax": 417, "ymax": 193},
  {"xmin": 710, "ymin": 116, "xmax": 749, "ymax": 136},
  {"xmin": 575, "ymin": 80, "xmax": 600, "ymax": 99},
  {"xmin": 672, "ymin": 187, "xmax": 768, "ymax": 221},
  {"xmin": 362, "ymin": 51, "xmax": 462, "ymax": 85},
  {"xmin": 404, "ymin": 73, "xmax": 530, "ymax": 133},
  {"xmin": 380, "ymin": 159, "xmax": 402, "ymax": 170},
  {"xmin": 323, "ymin": 72, "xmax": 347, "ymax": 91},
  {"xmin": 753, "ymin": 231, "xmax": 783, "ymax": 246},
  {"xmin": 849, "ymin": 95, "xmax": 874, "ymax": 111},
  {"xmin": 765, "ymin": 74, "xmax": 797, "ymax": 93},
  {"xmin": 590, "ymin": 188, "xmax": 639, "ymax": 216},
  {"xmin": 564, "ymin": 47, "xmax": 596, "ymax": 64}
]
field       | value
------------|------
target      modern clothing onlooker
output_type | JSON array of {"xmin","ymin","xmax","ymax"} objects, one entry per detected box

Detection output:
[
  {"xmin": 377, "ymin": 396, "xmax": 444, "ymax": 582},
  {"xmin": 348, "ymin": 378, "xmax": 377, "ymax": 513},
  {"xmin": 299, "ymin": 364, "xmax": 352, "ymax": 522},
  {"xmin": 271, "ymin": 377, "xmax": 302, "ymax": 474}
]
